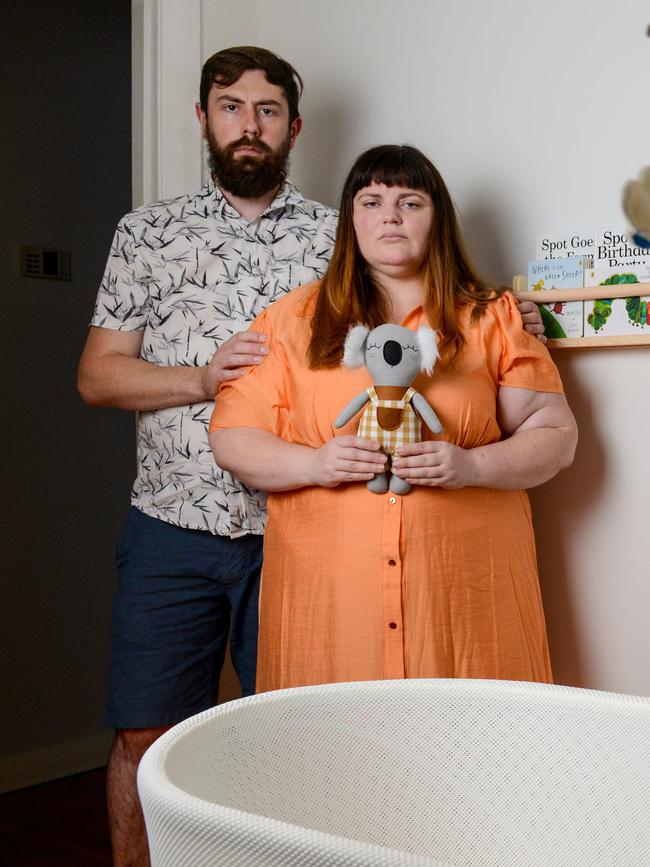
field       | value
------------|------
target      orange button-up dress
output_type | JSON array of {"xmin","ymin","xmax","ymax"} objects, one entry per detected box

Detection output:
[{"xmin": 210, "ymin": 282, "xmax": 563, "ymax": 693}]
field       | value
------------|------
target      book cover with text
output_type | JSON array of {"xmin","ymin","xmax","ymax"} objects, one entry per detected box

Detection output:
[
  {"xmin": 592, "ymin": 228, "xmax": 650, "ymax": 270},
  {"xmin": 527, "ymin": 255, "xmax": 585, "ymax": 338},
  {"xmin": 535, "ymin": 231, "xmax": 594, "ymax": 261}
]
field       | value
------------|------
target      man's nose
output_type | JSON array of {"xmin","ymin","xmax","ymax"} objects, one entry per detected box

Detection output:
[{"xmin": 242, "ymin": 106, "xmax": 261, "ymax": 136}]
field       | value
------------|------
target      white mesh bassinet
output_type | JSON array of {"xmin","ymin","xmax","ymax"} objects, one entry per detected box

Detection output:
[{"xmin": 138, "ymin": 679, "xmax": 650, "ymax": 866}]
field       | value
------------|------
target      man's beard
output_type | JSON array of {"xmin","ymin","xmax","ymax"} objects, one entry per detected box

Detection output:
[{"xmin": 207, "ymin": 130, "xmax": 291, "ymax": 199}]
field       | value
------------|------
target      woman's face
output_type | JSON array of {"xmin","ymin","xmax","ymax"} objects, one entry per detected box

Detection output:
[{"xmin": 352, "ymin": 183, "xmax": 434, "ymax": 278}]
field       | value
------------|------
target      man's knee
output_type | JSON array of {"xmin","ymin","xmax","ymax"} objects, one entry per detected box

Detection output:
[{"xmin": 112, "ymin": 727, "xmax": 169, "ymax": 766}]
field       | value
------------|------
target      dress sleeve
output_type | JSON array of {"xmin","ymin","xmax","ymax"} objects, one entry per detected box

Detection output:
[
  {"xmin": 492, "ymin": 293, "xmax": 564, "ymax": 394},
  {"xmin": 209, "ymin": 307, "xmax": 294, "ymax": 440},
  {"xmin": 90, "ymin": 217, "xmax": 151, "ymax": 331}
]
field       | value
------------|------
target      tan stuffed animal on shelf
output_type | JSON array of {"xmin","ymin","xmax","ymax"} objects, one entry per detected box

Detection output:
[
  {"xmin": 335, "ymin": 323, "xmax": 442, "ymax": 496},
  {"xmin": 622, "ymin": 166, "xmax": 650, "ymax": 250}
]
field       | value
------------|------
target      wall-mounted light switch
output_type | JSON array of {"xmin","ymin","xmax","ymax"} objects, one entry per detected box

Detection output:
[{"xmin": 20, "ymin": 246, "xmax": 71, "ymax": 281}]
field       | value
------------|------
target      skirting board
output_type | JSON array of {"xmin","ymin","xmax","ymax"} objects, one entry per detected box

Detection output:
[{"xmin": 0, "ymin": 729, "xmax": 113, "ymax": 794}]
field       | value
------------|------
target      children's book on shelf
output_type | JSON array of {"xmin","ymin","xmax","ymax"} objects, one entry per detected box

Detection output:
[
  {"xmin": 583, "ymin": 263, "xmax": 650, "ymax": 336},
  {"xmin": 592, "ymin": 229, "xmax": 650, "ymax": 270},
  {"xmin": 536, "ymin": 231, "xmax": 594, "ymax": 261},
  {"xmin": 535, "ymin": 226, "xmax": 650, "ymax": 267},
  {"xmin": 527, "ymin": 255, "xmax": 585, "ymax": 338}
]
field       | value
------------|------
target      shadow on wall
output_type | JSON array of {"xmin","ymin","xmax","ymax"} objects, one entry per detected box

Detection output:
[
  {"xmin": 290, "ymin": 95, "xmax": 357, "ymax": 210},
  {"xmin": 457, "ymin": 195, "xmax": 514, "ymax": 289},
  {"xmin": 529, "ymin": 354, "xmax": 606, "ymax": 688}
]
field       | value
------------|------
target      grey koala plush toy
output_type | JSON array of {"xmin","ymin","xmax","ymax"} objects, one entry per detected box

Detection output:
[{"xmin": 335, "ymin": 323, "xmax": 443, "ymax": 495}]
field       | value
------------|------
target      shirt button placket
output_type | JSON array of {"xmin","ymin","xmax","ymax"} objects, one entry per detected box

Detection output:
[{"xmin": 381, "ymin": 493, "xmax": 405, "ymax": 679}]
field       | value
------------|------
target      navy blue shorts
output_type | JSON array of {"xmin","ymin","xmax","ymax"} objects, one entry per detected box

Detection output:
[{"xmin": 104, "ymin": 507, "xmax": 263, "ymax": 729}]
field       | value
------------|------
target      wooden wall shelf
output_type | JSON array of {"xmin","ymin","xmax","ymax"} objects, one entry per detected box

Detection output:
[
  {"xmin": 513, "ymin": 278, "xmax": 650, "ymax": 349},
  {"xmin": 545, "ymin": 334, "xmax": 650, "ymax": 350}
]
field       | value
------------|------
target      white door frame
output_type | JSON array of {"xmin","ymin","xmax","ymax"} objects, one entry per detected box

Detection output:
[{"xmin": 131, "ymin": 0, "xmax": 203, "ymax": 206}]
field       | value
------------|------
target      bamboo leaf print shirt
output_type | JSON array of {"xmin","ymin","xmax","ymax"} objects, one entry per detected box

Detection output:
[{"xmin": 91, "ymin": 180, "xmax": 338, "ymax": 537}]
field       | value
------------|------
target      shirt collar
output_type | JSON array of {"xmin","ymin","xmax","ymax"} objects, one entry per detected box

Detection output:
[{"xmin": 202, "ymin": 178, "xmax": 307, "ymax": 223}]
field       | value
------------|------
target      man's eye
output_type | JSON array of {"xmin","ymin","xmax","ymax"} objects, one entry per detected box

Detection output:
[
  {"xmin": 224, "ymin": 104, "xmax": 238, "ymax": 112},
  {"xmin": 259, "ymin": 108, "xmax": 275, "ymax": 116}
]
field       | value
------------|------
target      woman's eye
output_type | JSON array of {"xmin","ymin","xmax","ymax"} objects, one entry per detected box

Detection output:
[{"xmin": 402, "ymin": 200, "xmax": 421, "ymax": 209}]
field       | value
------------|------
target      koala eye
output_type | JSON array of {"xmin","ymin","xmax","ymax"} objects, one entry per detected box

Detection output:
[
  {"xmin": 366, "ymin": 342, "xmax": 381, "ymax": 353},
  {"xmin": 403, "ymin": 343, "xmax": 418, "ymax": 353}
]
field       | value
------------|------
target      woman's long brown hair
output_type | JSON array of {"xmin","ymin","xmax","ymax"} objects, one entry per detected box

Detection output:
[{"xmin": 307, "ymin": 145, "xmax": 505, "ymax": 368}]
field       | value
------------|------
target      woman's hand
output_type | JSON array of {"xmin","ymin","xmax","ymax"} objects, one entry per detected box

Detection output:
[
  {"xmin": 310, "ymin": 436, "xmax": 387, "ymax": 488},
  {"xmin": 392, "ymin": 441, "xmax": 475, "ymax": 489},
  {"xmin": 392, "ymin": 389, "xmax": 577, "ymax": 493}
]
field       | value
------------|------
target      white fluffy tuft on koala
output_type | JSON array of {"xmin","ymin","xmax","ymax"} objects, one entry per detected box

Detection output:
[
  {"xmin": 416, "ymin": 326, "xmax": 439, "ymax": 376},
  {"xmin": 342, "ymin": 324, "xmax": 370, "ymax": 368}
]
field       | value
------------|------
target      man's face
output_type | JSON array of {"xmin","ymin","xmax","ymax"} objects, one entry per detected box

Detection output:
[{"xmin": 195, "ymin": 68, "xmax": 302, "ymax": 199}]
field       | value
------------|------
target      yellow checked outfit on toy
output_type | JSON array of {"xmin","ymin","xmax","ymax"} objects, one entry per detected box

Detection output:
[{"xmin": 356, "ymin": 386, "xmax": 421, "ymax": 455}]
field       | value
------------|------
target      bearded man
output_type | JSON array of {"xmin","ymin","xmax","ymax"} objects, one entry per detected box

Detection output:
[{"xmin": 77, "ymin": 47, "xmax": 337, "ymax": 867}]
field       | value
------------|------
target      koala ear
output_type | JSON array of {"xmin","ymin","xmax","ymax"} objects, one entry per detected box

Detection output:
[
  {"xmin": 416, "ymin": 326, "xmax": 439, "ymax": 375},
  {"xmin": 342, "ymin": 324, "xmax": 370, "ymax": 368}
]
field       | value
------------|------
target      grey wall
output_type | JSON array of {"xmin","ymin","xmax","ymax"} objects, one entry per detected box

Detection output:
[{"xmin": 1, "ymin": 0, "xmax": 133, "ymax": 788}]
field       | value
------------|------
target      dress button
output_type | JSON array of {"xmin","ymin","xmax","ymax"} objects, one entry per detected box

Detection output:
[
  {"xmin": 388, "ymin": 496, "xmax": 397, "ymax": 505},
  {"xmin": 389, "ymin": 622, "xmax": 398, "ymax": 630},
  {"xmin": 388, "ymin": 559, "xmax": 396, "ymax": 567}
]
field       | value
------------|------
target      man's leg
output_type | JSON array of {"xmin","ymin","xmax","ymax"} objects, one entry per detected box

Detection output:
[
  {"xmin": 226, "ymin": 535, "xmax": 264, "ymax": 696},
  {"xmin": 106, "ymin": 727, "xmax": 168, "ymax": 867},
  {"xmin": 105, "ymin": 508, "xmax": 233, "ymax": 867}
]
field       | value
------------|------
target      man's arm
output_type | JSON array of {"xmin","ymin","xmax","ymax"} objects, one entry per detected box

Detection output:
[{"xmin": 77, "ymin": 326, "xmax": 269, "ymax": 411}]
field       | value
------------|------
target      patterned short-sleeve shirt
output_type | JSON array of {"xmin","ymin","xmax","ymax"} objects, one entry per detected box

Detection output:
[{"xmin": 91, "ymin": 180, "xmax": 338, "ymax": 537}]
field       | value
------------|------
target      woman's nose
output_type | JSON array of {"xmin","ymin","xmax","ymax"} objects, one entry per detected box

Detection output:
[{"xmin": 383, "ymin": 208, "xmax": 401, "ymax": 223}]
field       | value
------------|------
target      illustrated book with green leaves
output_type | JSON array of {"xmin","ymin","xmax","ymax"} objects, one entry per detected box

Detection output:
[{"xmin": 583, "ymin": 263, "xmax": 650, "ymax": 336}]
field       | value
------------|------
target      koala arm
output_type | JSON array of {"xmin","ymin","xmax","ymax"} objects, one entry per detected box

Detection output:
[
  {"xmin": 335, "ymin": 390, "xmax": 370, "ymax": 428},
  {"xmin": 411, "ymin": 390, "xmax": 443, "ymax": 434}
]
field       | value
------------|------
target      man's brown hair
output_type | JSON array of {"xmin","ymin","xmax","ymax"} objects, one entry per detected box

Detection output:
[{"xmin": 200, "ymin": 46, "xmax": 303, "ymax": 123}]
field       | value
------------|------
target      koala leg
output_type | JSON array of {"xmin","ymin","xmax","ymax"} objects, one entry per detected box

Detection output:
[
  {"xmin": 367, "ymin": 472, "xmax": 389, "ymax": 494},
  {"xmin": 389, "ymin": 474, "xmax": 411, "ymax": 495}
]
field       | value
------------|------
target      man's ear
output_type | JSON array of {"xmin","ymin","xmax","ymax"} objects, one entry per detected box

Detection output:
[
  {"xmin": 195, "ymin": 102, "xmax": 207, "ymax": 137},
  {"xmin": 416, "ymin": 326, "xmax": 439, "ymax": 375},
  {"xmin": 289, "ymin": 116, "xmax": 303, "ymax": 149},
  {"xmin": 342, "ymin": 325, "xmax": 370, "ymax": 368}
]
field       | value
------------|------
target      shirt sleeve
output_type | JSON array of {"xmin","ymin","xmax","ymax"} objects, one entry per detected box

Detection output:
[
  {"xmin": 492, "ymin": 293, "xmax": 564, "ymax": 394},
  {"xmin": 89, "ymin": 217, "xmax": 151, "ymax": 331},
  {"xmin": 209, "ymin": 307, "xmax": 295, "ymax": 440}
]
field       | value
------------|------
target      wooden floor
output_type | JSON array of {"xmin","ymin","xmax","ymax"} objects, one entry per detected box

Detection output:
[{"xmin": 1, "ymin": 767, "xmax": 112, "ymax": 866}]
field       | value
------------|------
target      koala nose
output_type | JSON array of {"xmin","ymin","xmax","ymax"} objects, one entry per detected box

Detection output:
[{"xmin": 383, "ymin": 340, "xmax": 402, "ymax": 366}]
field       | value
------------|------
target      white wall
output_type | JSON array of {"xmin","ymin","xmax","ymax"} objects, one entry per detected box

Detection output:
[{"xmin": 165, "ymin": 0, "xmax": 650, "ymax": 696}]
